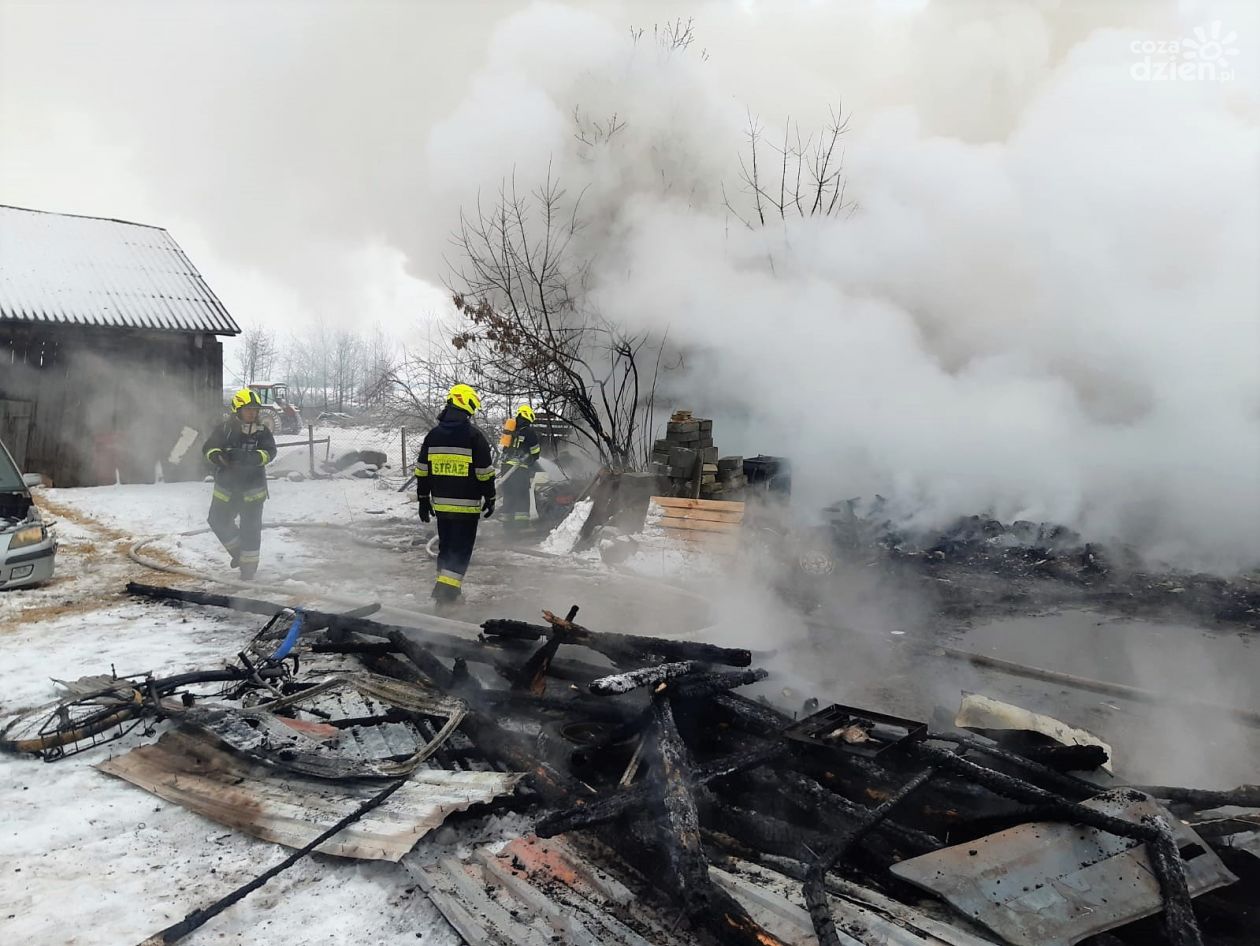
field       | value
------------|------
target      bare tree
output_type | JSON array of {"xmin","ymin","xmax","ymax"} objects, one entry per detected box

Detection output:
[
  {"xmin": 723, "ymin": 106, "xmax": 856, "ymax": 229},
  {"xmin": 444, "ymin": 170, "xmax": 667, "ymax": 468},
  {"xmin": 630, "ymin": 16, "xmax": 709, "ymax": 60},
  {"xmin": 232, "ymin": 322, "xmax": 276, "ymax": 386},
  {"xmin": 356, "ymin": 324, "xmax": 399, "ymax": 410}
]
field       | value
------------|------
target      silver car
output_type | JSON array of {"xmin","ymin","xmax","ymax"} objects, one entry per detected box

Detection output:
[{"xmin": 0, "ymin": 439, "xmax": 56, "ymax": 589}]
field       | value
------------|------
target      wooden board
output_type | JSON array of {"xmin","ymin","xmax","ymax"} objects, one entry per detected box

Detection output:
[
  {"xmin": 652, "ymin": 496, "xmax": 746, "ymax": 514},
  {"xmin": 656, "ymin": 506, "xmax": 744, "ymax": 524},
  {"xmin": 655, "ymin": 515, "xmax": 742, "ymax": 534},
  {"xmin": 646, "ymin": 496, "xmax": 744, "ymax": 561}
]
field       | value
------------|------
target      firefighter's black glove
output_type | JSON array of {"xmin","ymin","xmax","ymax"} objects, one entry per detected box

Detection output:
[
  {"xmin": 482, "ymin": 498, "xmax": 496, "ymax": 519},
  {"xmin": 208, "ymin": 451, "xmax": 227, "ymax": 468},
  {"xmin": 417, "ymin": 497, "xmax": 432, "ymax": 523}
]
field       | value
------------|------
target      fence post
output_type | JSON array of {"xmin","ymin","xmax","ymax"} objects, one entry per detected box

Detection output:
[
  {"xmin": 400, "ymin": 427, "xmax": 408, "ymax": 473},
  {"xmin": 307, "ymin": 424, "xmax": 315, "ymax": 477}
]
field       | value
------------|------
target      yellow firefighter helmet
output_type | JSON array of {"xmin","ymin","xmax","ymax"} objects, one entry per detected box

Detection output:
[
  {"xmin": 231, "ymin": 388, "xmax": 263, "ymax": 412},
  {"xmin": 447, "ymin": 383, "xmax": 481, "ymax": 415}
]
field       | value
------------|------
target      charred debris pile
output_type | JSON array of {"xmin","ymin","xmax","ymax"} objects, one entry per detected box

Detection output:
[
  {"xmin": 4, "ymin": 582, "xmax": 1259, "ymax": 946},
  {"xmin": 815, "ymin": 502, "xmax": 1260, "ymax": 628}
]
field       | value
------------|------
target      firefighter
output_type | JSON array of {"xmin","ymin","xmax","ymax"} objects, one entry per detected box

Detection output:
[
  {"xmin": 203, "ymin": 389, "xmax": 276, "ymax": 580},
  {"xmin": 415, "ymin": 383, "xmax": 496, "ymax": 607},
  {"xmin": 500, "ymin": 404, "xmax": 542, "ymax": 532}
]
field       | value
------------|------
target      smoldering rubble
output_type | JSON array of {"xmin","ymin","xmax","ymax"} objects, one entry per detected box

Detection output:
[{"xmin": 3, "ymin": 580, "xmax": 1258, "ymax": 946}]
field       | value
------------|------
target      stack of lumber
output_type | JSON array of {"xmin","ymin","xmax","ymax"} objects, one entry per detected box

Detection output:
[{"xmin": 644, "ymin": 496, "xmax": 745, "ymax": 555}]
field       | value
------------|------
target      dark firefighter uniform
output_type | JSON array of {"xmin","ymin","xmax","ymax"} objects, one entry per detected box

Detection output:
[
  {"xmin": 416, "ymin": 385, "xmax": 496, "ymax": 603},
  {"xmin": 500, "ymin": 405, "xmax": 542, "ymax": 530},
  {"xmin": 203, "ymin": 389, "xmax": 276, "ymax": 580}
]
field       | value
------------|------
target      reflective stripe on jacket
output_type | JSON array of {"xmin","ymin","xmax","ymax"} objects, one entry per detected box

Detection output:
[
  {"xmin": 416, "ymin": 405, "xmax": 495, "ymax": 514},
  {"xmin": 202, "ymin": 418, "xmax": 276, "ymax": 493}
]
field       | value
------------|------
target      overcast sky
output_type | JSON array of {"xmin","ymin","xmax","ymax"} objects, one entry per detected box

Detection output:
[
  {"xmin": 0, "ymin": 0, "xmax": 933, "ymax": 340},
  {"xmin": 0, "ymin": 0, "xmax": 1151, "ymax": 340},
  {"xmin": 2, "ymin": 0, "xmax": 1249, "ymax": 344}
]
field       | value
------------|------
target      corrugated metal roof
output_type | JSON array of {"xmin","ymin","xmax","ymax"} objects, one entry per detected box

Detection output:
[{"xmin": 0, "ymin": 204, "xmax": 240, "ymax": 335}]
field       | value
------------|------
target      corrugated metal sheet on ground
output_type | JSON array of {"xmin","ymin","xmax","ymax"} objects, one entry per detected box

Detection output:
[
  {"xmin": 890, "ymin": 790, "xmax": 1237, "ymax": 946},
  {"xmin": 406, "ymin": 835, "xmax": 695, "ymax": 946},
  {"xmin": 98, "ymin": 728, "xmax": 521, "ymax": 861},
  {"xmin": 0, "ymin": 204, "xmax": 239, "ymax": 334},
  {"xmin": 178, "ymin": 672, "xmax": 468, "ymax": 779},
  {"xmin": 407, "ymin": 836, "xmax": 999, "ymax": 946},
  {"xmin": 710, "ymin": 861, "xmax": 1001, "ymax": 946}
]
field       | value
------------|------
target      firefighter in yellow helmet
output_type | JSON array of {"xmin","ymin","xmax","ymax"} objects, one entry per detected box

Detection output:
[
  {"xmin": 414, "ymin": 384, "xmax": 495, "ymax": 607},
  {"xmin": 202, "ymin": 388, "xmax": 276, "ymax": 580},
  {"xmin": 499, "ymin": 404, "xmax": 542, "ymax": 533}
]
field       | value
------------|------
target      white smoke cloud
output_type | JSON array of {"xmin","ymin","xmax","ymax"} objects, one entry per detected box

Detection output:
[
  {"xmin": 422, "ymin": 0, "xmax": 1260, "ymax": 571},
  {"xmin": 1, "ymin": 0, "xmax": 1256, "ymax": 568}
]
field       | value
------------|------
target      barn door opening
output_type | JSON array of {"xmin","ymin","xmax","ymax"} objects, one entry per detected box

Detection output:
[{"xmin": 0, "ymin": 399, "xmax": 34, "ymax": 470}]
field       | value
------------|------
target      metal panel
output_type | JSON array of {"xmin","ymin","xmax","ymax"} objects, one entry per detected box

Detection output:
[
  {"xmin": 710, "ymin": 863, "xmax": 1000, "ymax": 946},
  {"xmin": 406, "ymin": 836, "xmax": 693, "ymax": 946},
  {"xmin": 890, "ymin": 790, "xmax": 1238, "ymax": 946},
  {"xmin": 98, "ymin": 728, "xmax": 521, "ymax": 862},
  {"xmin": 954, "ymin": 692, "xmax": 1113, "ymax": 773},
  {"xmin": 0, "ymin": 205, "xmax": 239, "ymax": 335}
]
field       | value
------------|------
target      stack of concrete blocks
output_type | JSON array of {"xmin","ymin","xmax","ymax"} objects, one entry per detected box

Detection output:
[{"xmin": 650, "ymin": 410, "xmax": 747, "ymax": 499}]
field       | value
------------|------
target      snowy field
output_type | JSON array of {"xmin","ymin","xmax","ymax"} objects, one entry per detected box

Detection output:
[
  {"xmin": 4, "ymin": 472, "xmax": 1258, "ymax": 945},
  {"xmin": 0, "ymin": 473, "xmax": 722, "ymax": 946},
  {"xmin": 0, "ymin": 476, "xmax": 473, "ymax": 946}
]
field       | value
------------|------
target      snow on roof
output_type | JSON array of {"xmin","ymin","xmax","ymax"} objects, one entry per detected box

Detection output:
[{"xmin": 0, "ymin": 204, "xmax": 240, "ymax": 335}]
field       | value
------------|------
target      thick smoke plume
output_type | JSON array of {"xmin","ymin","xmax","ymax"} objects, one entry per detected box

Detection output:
[
  {"xmin": 427, "ymin": 0, "xmax": 1260, "ymax": 572},
  {"xmin": 2, "ymin": 0, "xmax": 1256, "ymax": 570}
]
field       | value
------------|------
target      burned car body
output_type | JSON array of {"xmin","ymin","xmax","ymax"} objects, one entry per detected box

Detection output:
[{"xmin": 0, "ymin": 439, "xmax": 55, "ymax": 589}]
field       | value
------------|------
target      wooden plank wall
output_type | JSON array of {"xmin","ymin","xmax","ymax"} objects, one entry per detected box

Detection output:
[{"xmin": 0, "ymin": 324, "xmax": 227, "ymax": 486}]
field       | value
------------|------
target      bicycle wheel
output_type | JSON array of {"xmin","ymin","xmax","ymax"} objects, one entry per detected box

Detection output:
[{"xmin": 0, "ymin": 683, "xmax": 145, "ymax": 759}]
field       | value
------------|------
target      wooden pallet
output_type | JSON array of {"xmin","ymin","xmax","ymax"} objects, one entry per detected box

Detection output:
[{"xmin": 647, "ymin": 497, "xmax": 744, "ymax": 552}]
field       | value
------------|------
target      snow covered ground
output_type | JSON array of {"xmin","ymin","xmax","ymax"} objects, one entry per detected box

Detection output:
[
  {"xmin": 0, "ymin": 474, "xmax": 480, "ymax": 945},
  {"xmin": 5, "ymin": 471, "xmax": 1257, "ymax": 945},
  {"xmin": 0, "ymin": 473, "xmax": 714, "ymax": 946}
]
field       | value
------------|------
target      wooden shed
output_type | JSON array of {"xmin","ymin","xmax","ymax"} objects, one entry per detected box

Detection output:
[{"xmin": 0, "ymin": 204, "xmax": 241, "ymax": 486}]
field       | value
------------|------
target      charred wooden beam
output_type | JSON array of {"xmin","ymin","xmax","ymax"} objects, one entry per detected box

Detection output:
[
  {"xmin": 316, "ymin": 631, "xmax": 612, "ymax": 687},
  {"xmin": 133, "ymin": 584, "xmax": 620, "ymax": 701},
  {"xmin": 362, "ymin": 646, "xmax": 591, "ymax": 804},
  {"xmin": 475, "ymin": 689, "xmax": 640, "ymax": 724},
  {"xmin": 696, "ymin": 788, "xmax": 832, "ymax": 862},
  {"xmin": 534, "ymin": 741, "xmax": 786, "ymax": 838},
  {"xmin": 481, "ymin": 615, "xmax": 752, "ymax": 667},
  {"xmin": 804, "ymin": 764, "xmax": 938, "ymax": 946},
  {"xmin": 669, "ymin": 668, "xmax": 768, "ymax": 701},
  {"xmin": 130, "ymin": 582, "xmax": 489, "ymax": 666},
  {"xmin": 741, "ymin": 768, "xmax": 941, "ymax": 856},
  {"xmin": 590, "ymin": 660, "xmax": 699, "ymax": 695},
  {"xmin": 647, "ymin": 694, "xmax": 788, "ymax": 946},
  {"xmin": 1130, "ymin": 783, "xmax": 1260, "ymax": 810},
  {"xmin": 383, "ymin": 628, "xmax": 456, "ymax": 691},
  {"xmin": 709, "ymin": 692, "xmax": 792, "ymax": 737},
  {"xmin": 927, "ymin": 732, "xmax": 1100, "ymax": 800},
  {"xmin": 648, "ymin": 695, "xmax": 709, "ymax": 900},
  {"xmin": 511, "ymin": 636, "xmax": 564, "ymax": 695},
  {"xmin": 790, "ymin": 742, "xmax": 1021, "ymax": 832}
]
